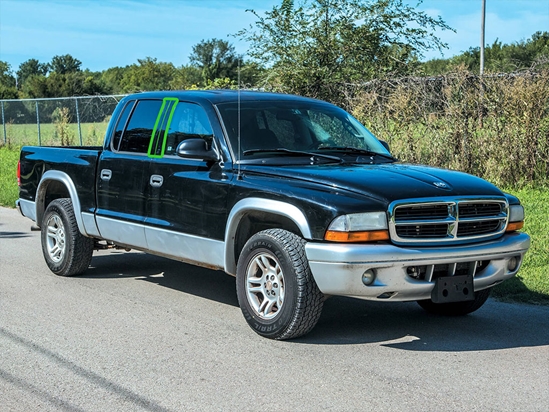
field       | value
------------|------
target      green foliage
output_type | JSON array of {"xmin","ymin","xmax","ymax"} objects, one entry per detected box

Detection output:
[
  {"xmin": 493, "ymin": 187, "xmax": 549, "ymax": 304},
  {"xmin": 169, "ymin": 65, "xmax": 202, "ymax": 90},
  {"xmin": 119, "ymin": 57, "xmax": 176, "ymax": 92},
  {"xmin": 189, "ymin": 38, "xmax": 241, "ymax": 83},
  {"xmin": 16, "ymin": 58, "xmax": 49, "ymax": 87},
  {"xmin": 352, "ymin": 69, "xmax": 549, "ymax": 188},
  {"xmin": 52, "ymin": 107, "xmax": 74, "ymax": 146},
  {"xmin": 0, "ymin": 146, "xmax": 20, "ymax": 207},
  {"xmin": 0, "ymin": 61, "xmax": 18, "ymax": 99},
  {"xmin": 50, "ymin": 54, "xmax": 82, "ymax": 74},
  {"xmin": 237, "ymin": 0, "xmax": 453, "ymax": 103},
  {"xmin": 422, "ymin": 31, "xmax": 549, "ymax": 75}
]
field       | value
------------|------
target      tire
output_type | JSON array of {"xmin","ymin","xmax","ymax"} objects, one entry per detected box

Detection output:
[
  {"xmin": 236, "ymin": 229, "xmax": 324, "ymax": 340},
  {"xmin": 417, "ymin": 288, "xmax": 491, "ymax": 316},
  {"xmin": 41, "ymin": 198, "xmax": 94, "ymax": 277}
]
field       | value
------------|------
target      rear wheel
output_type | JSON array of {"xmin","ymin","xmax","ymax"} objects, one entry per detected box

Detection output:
[
  {"xmin": 417, "ymin": 288, "xmax": 491, "ymax": 316},
  {"xmin": 41, "ymin": 198, "xmax": 93, "ymax": 277},
  {"xmin": 236, "ymin": 229, "xmax": 324, "ymax": 340}
]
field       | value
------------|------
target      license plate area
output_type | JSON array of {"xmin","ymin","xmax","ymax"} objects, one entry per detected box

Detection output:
[{"xmin": 431, "ymin": 275, "xmax": 474, "ymax": 304}]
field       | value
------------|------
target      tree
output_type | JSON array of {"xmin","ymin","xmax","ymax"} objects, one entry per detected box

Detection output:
[
  {"xmin": 119, "ymin": 57, "xmax": 176, "ymax": 92},
  {"xmin": 0, "ymin": 61, "xmax": 18, "ymax": 99},
  {"xmin": 189, "ymin": 38, "xmax": 241, "ymax": 83},
  {"xmin": 237, "ymin": 0, "xmax": 453, "ymax": 103},
  {"xmin": 169, "ymin": 65, "xmax": 202, "ymax": 90},
  {"xmin": 16, "ymin": 59, "xmax": 49, "ymax": 89},
  {"xmin": 50, "ymin": 54, "xmax": 82, "ymax": 74},
  {"xmin": 422, "ymin": 31, "xmax": 549, "ymax": 75}
]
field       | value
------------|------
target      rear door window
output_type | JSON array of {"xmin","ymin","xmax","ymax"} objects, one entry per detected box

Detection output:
[
  {"xmin": 119, "ymin": 100, "xmax": 163, "ymax": 153},
  {"xmin": 112, "ymin": 100, "xmax": 135, "ymax": 151}
]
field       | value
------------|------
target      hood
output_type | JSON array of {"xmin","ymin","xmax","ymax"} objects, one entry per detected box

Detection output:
[{"xmin": 241, "ymin": 163, "xmax": 504, "ymax": 204}]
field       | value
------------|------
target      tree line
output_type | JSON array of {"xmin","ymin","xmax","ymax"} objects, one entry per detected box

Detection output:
[{"xmin": 0, "ymin": 0, "xmax": 547, "ymax": 103}]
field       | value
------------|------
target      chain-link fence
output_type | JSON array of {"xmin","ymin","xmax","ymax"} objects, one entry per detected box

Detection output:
[{"xmin": 0, "ymin": 95, "xmax": 126, "ymax": 146}]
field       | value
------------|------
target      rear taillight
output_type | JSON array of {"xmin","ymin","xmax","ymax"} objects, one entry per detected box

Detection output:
[{"xmin": 17, "ymin": 160, "xmax": 21, "ymax": 186}]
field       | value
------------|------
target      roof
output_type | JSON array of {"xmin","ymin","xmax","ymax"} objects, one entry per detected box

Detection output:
[{"xmin": 123, "ymin": 90, "xmax": 326, "ymax": 105}]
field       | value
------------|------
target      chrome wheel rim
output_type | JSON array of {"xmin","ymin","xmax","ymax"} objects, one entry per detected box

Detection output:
[
  {"xmin": 46, "ymin": 215, "xmax": 66, "ymax": 263},
  {"xmin": 246, "ymin": 252, "xmax": 285, "ymax": 320}
]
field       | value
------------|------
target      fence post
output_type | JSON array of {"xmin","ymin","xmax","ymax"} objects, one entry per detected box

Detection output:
[
  {"xmin": 1, "ymin": 101, "xmax": 6, "ymax": 144},
  {"xmin": 75, "ymin": 97, "xmax": 83, "ymax": 145},
  {"xmin": 36, "ymin": 101, "xmax": 41, "ymax": 146}
]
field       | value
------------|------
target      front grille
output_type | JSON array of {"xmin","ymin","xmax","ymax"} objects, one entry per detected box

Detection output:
[
  {"xmin": 396, "ymin": 224, "xmax": 448, "ymax": 238},
  {"xmin": 395, "ymin": 204, "xmax": 448, "ymax": 220},
  {"xmin": 389, "ymin": 197, "xmax": 508, "ymax": 245},
  {"xmin": 459, "ymin": 203, "xmax": 502, "ymax": 217},
  {"xmin": 457, "ymin": 220, "xmax": 501, "ymax": 236}
]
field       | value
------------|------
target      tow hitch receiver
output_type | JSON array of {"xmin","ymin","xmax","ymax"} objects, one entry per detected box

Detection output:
[{"xmin": 431, "ymin": 275, "xmax": 474, "ymax": 304}]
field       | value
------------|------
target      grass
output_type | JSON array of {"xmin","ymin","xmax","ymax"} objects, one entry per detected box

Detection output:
[
  {"xmin": 492, "ymin": 187, "xmax": 549, "ymax": 304},
  {"xmin": 0, "ymin": 144, "xmax": 547, "ymax": 304},
  {"xmin": 0, "ymin": 145, "xmax": 20, "ymax": 207},
  {"xmin": 1, "ymin": 122, "xmax": 109, "ymax": 147}
]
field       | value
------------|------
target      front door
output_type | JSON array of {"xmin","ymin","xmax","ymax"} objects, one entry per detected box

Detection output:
[{"xmin": 145, "ymin": 101, "xmax": 229, "ymax": 268}]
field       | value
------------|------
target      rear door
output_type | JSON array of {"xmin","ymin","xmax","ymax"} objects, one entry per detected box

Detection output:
[{"xmin": 95, "ymin": 99, "xmax": 162, "ymax": 248}]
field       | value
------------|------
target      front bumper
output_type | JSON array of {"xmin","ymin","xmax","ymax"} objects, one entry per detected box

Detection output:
[{"xmin": 305, "ymin": 232, "xmax": 530, "ymax": 301}]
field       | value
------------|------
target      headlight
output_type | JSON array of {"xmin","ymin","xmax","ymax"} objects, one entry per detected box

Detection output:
[
  {"xmin": 509, "ymin": 205, "xmax": 524, "ymax": 222},
  {"xmin": 507, "ymin": 205, "xmax": 525, "ymax": 232},
  {"xmin": 325, "ymin": 212, "xmax": 389, "ymax": 242}
]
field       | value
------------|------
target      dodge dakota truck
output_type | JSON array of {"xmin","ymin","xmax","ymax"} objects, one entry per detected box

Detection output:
[{"xmin": 17, "ymin": 90, "xmax": 531, "ymax": 339}]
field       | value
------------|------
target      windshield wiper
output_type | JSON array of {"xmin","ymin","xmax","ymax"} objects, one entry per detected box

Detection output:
[
  {"xmin": 317, "ymin": 146, "xmax": 397, "ymax": 161},
  {"xmin": 242, "ymin": 148, "xmax": 343, "ymax": 163}
]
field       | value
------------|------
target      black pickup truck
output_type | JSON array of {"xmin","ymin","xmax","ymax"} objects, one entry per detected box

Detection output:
[{"xmin": 17, "ymin": 90, "xmax": 530, "ymax": 339}]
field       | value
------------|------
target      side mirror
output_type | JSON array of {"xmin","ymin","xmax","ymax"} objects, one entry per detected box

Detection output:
[
  {"xmin": 176, "ymin": 138, "xmax": 219, "ymax": 162},
  {"xmin": 379, "ymin": 140, "xmax": 391, "ymax": 153}
]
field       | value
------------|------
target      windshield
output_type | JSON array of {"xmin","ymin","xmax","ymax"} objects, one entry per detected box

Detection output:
[{"xmin": 216, "ymin": 100, "xmax": 390, "ymax": 161}]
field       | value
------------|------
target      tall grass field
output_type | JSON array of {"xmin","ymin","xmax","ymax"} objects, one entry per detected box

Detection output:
[
  {"xmin": 0, "ymin": 144, "xmax": 547, "ymax": 304},
  {"xmin": 1, "ymin": 122, "xmax": 109, "ymax": 147}
]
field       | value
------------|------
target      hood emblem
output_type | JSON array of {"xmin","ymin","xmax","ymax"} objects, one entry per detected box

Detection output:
[{"xmin": 433, "ymin": 181, "xmax": 448, "ymax": 188}]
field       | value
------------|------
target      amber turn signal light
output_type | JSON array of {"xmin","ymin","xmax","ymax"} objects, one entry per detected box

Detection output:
[
  {"xmin": 506, "ymin": 221, "xmax": 524, "ymax": 232},
  {"xmin": 325, "ymin": 230, "xmax": 390, "ymax": 242}
]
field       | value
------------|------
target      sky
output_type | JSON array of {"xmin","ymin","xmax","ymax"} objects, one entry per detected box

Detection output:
[{"xmin": 0, "ymin": 0, "xmax": 548, "ymax": 73}]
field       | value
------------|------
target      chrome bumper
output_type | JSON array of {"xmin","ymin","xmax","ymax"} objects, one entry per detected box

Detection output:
[{"xmin": 305, "ymin": 232, "xmax": 530, "ymax": 301}]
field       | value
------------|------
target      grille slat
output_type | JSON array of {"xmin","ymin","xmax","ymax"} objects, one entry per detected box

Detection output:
[
  {"xmin": 389, "ymin": 198, "xmax": 508, "ymax": 244},
  {"xmin": 395, "ymin": 204, "xmax": 449, "ymax": 221},
  {"xmin": 459, "ymin": 203, "xmax": 502, "ymax": 217},
  {"xmin": 396, "ymin": 224, "xmax": 448, "ymax": 238}
]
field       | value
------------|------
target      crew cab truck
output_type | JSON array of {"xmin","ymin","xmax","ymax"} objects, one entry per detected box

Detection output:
[{"xmin": 17, "ymin": 91, "xmax": 530, "ymax": 340}]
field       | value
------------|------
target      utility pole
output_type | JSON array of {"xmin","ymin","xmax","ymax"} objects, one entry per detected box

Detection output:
[
  {"xmin": 480, "ymin": 0, "xmax": 486, "ymax": 75},
  {"xmin": 478, "ymin": 0, "xmax": 486, "ymax": 128}
]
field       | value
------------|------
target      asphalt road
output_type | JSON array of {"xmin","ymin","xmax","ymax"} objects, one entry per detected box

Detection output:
[{"xmin": 1, "ymin": 206, "xmax": 548, "ymax": 412}]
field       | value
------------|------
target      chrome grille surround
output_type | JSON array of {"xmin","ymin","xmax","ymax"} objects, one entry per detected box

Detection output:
[{"xmin": 388, "ymin": 196, "xmax": 509, "ymax": 245}]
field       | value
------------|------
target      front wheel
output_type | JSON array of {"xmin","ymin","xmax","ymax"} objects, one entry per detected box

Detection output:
[
  {"xmin": 41, "ymin": 198, "xmax": 94, "ymax": 277},
  {"xmin": 417, "ymin": 288, "xmax": 491, "ymax": 316},
  {"xmin": 236, "ymin": 229, "xmax": 324, "ymax": 340}
]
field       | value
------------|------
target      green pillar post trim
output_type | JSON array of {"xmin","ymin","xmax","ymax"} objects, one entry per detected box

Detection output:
[{"xmin": 148, "ymin": 97, "xmax": 179, "ymax": 158}]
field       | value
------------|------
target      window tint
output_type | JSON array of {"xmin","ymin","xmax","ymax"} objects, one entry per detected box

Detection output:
[
  {"xmin": 164, "ymin": 102, "xmax": 213, "ymax": 156},
  {"xmin": 112, "ymin": 100, "xmax": 135, "ymax": 151},
  {"xmin": 119, "ymin": 100, "xmax": 162, "ymax": 153}
]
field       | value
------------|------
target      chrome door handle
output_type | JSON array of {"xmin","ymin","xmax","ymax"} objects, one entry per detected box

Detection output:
[
  {"xmin": 150, "ymin": 174, "xmax": 164, "ymax": 188},
  {"xmin": 100, "ymin": 169, "xmax": 112, "ymax": 181}
]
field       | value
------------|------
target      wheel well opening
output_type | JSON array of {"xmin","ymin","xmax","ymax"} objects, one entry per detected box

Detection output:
[
  {"xmin": 37, "ymin": 180, "xmax": 70, "ymax": 225},
  {"xmin": 234, "ymin": 211, "xmax": 302, "ymax": 265}
]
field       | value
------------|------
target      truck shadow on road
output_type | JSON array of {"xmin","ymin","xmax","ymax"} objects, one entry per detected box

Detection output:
[
  {"xmin": 84, "ymin": 251, "xmax": 549, "ymax": 352},
  {"xmin": 304, "ymin": 295, "xmax": 549, "ymax": 351},
  {"xmin": 84, "ymin": 251, "xmax": 239, "ymax": 307}
]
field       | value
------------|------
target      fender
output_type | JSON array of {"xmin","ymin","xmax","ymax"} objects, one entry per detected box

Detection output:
[
  {"xmin": 224, "ymin": 198, "xmax": 312, "ymax": 275},
  {"xmin": 36, "ymin": 171, "xmax": 92, "ymax": 237}
]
